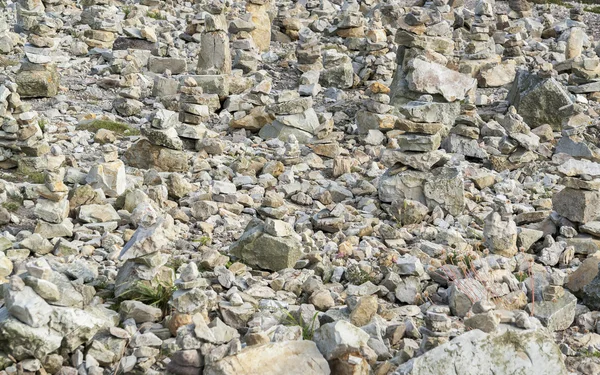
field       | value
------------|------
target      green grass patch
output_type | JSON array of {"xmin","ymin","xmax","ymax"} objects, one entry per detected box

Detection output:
[
  {"xmin": 146, "ymin": 10, "xmax": 165, "ymax": 20},
  {"xmin": 78, "ymin": 119, "xmax": 140, "ymax": 136},
  {"xmin": 533, "ymin": 0, "xmax": 573, "ymax": 7},
  {"xmin": 121, "ymin": 278, "xmax": 177, "ymax": 317},
  {"xmin": 282, "ymin": 310, "xmax": 319, "ymax": 340},
  {"xmin": 2, "ymin": 200, "xmax": 21, "ymax": 212},
  {"xmin": 38, "ymin": 119, "xmax": 46, "ymax": 133},
  {"xmin": 585, "ymin": 6, "xmax": 600, "ymax": 13}
]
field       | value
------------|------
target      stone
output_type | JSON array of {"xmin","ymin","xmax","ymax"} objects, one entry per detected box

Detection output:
[
  {"xmin": 204, "ymin": 341, "xmax": 329, "ymax": 375},
  {"xmin": 478, "ymin": 61, "xmax": 517, "ymax": 87},
  {"xmin": 16, "ymin": 63, "xmax": 60, "ymax": 98},
  {"xmin": 448, "ymin": 278, "xmax": 488, "ymax": 318},
  {"xmin": 484, "ymin": 212, "xmax": 518, "ymax": 257},
  {"xmin": 508, "ymin": 71, "xmax": 573, "ymax": 130},
  {"xmin": 423, "ymin": 167, "xmax": 464, "ymax": 216},
  {"xmin": 4, "ymin": 283, "xmax": 53, "ymax": 327},
  {"xmin": 229, "ymin": 220, "xmax": 303, "ymax": 271},
  {"xmin": 314, "ymin": 320, "xmax": 370, "ymax": 361},
  {"xmin": 78, "ymin": 204, "xmax": 120, "ymax": 223},
  {"xmin": 86, "ymin": 160, "xmax": 127, "ymax": 197},
  {"xmin": 120, "ymin": 301, "xmax": 162, "ymax": 323},
  {"xmin": 124, "ymin": 139, "xmax": 189, "ymax": 172},
  {"xmin": 406, "ymin": 59, "xmax": 476, "ymax": 102},
  {"xmin": 525, "ymin": 291, "xmax": 576, "ymax": 331},
  {"xmin": 553, "ymin": 188, "xmax": 600, "ymax": 223},
  {"xmin": 395, "ymin": 329, "xmax": 568, "ymax": 375},
  {"xmin": 0, "ymin": 315, "xmax": 63, "ymax": 360}
]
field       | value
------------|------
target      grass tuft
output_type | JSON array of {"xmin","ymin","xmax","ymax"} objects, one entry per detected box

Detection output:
[
  {"xmin": 282, "ymin": 310, "xmax": 319, "ymax": 340},
  {"xmin": 78, "ymin": 119, "xmax": 140, "ymax": 136},
  {"xmin": 146, "ymin": 10, "xmax": 165, "ymax": 20},
  {"xmin": 123, "ymin": 278, "xmax": 177, "ymax": 317},
  {"xmin": 585, "ymin": 6, "xmax": 600, "ymax": 13},
  {"xmin": 2, "ymin": 200, "xmax": 20, "ymax": 212}
]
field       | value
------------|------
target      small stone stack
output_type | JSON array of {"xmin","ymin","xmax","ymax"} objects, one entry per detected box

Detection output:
[
  {"xmin": 80, "ymin": 0, "xmax": 120, "ymax": 49},
  {"xmin": 34, "ymin": 170, "xmax": 71, "ymax": 240},
  {"xmin": 336, "ymin": 0, "xmax": 364, "ymax": 41},
  {"xmin": 16, "ymin": 15, "xmax": 62, "ymax": 98},
  {"xmin": 0, "ymin": 82, "xmax": 22, "ymax": 168},
  {"xmin": 0, "ymin": 15, "xmax": 16, "ymax": 54},
  {"xmin": 16, "ymin": 0, "xmax": 45, "ymax": 33},
  {"xmin": 86, "ymin": 144, "xmax": 127, "ymax": 197},
  {"xmin": 229, "ymin": 15, "xmax": 261, "ymax": 74},
  {"xmin": 442, "ymin": 105, "xmax": 488, "ymax": 160},
  {"xmin": 552, "ymin": 159, "xmax": 600, "ymax": 225},
  {"xmin": 259, "ymin": 90, "xmax": 320, "ymax": 143},
  {"xmin": 464, "ymin": 0, "xmax": 496, "ymax": 61},
  {"xmin": 142, "ymin": 108, "xmax": 184, "ymax": 153},
  {"xmin": 360, "ymin": 10, "xmax": 395, "ymax": 83},
  {"xmin": 197, "ymin": 3, "xmax": 231, "ymax": 75},
  {"xmin": 246, "ymin": 0, "xmax": 271, "ymax": 53},
  {"xmin": 390, "ymin": 4, "xmax": 462, "ymax": 105},
  {"xmin": 420, "ymin": 311, "xmax": 453, "ymax": 352},
  {"xmin": 14, "ymin": 110, "xmax": 52, "ymax": 171},
  {"xmin": 356, "ymin": 82, "xmax": 395, "ymax": 135},
  {"xmin": 320, "ymin": 49, "xmax": 354, "ymax": 89},
  {"xmin": 178, "ymin": 79, "xmax": 219, "ymax": 129},
  {"xmin": 488, "ymin": 106, "xmax": 540, "ymax": 171},
  {"xmin": 114, "ymin": 214, "xmax": 178, "ymax": 307},
  {"xmin": 296, "ymin": 27, "xmax": 322, "ymax": 73}
]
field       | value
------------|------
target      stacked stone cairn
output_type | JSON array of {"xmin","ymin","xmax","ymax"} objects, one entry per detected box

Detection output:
[
  {"xmin": 15, "ymin": 0, "xmax": 61, "ymax": 98},
  {"xmin": 229, "ymin": 13, "xmax": 261, "ymax": 74},
  {"xmin": 80, "ymin": 0, "xmax": 120, "ymax": 49}
]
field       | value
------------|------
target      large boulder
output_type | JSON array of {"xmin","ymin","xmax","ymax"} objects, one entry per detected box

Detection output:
[
  {"xmin": 507, "ymin": 70, "xmax": 574, "ymax": 130},
  {"xmin": 395, "ymin": 329, "xmax": 568, "ymax": 375},
  {"xmin": 204, "ymin": 340, "xmax": 330, "ymax": 375}
]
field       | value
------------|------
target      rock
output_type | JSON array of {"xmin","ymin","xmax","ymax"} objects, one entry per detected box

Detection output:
[
  {"xmin": 478, "ymin": 61, "xmax": 517, "ymax": 87},
  {"xmin": 484, "ymin": 212, "xmax": 518, "ymax": 257},
  {"xmin": 448, "ymin": 279, "xmax": 488, "ymax": 318},
  {"xmin": 86, "ymin": 160, "xmax": 127, "ymax": 197},
  {"xmin": 16, "ymin": 63, "xmax": 60, "ymax": 98},
  {"xmin": 4, "ymin": 282, "xmax": 53, "ymax": 327},
  {"xmin": 229, "ymin": 219, "xmax": 303, "ymax": 271},
  {"xmin": 553, "ymin": 188, "xmax": 600, "ymax": 224},
  {"xmin": 0, "ymin": 315, "xmax": 63, "ymax": 360},
  {"xmin": 124, "ymin": 139, "xmax": 189, "ymax": 172},
  {"xmin": 204, "ymin": 341, "xmax": 329, "ymax": 375},
  {"xmin": 525, "ymin": 291, "xmax": 576, "ymax": 331},
  {"xmin": 406, "ymin": 59, "xmax": 476, "ymax": 102},
  {"xmin": 423, "ymin": 167, "xmax": 465, "ymax": 216},
  {"xmin": 314, "ymin": 320, "xmax": 370, "ymax": 361},
  {"xmin": 395, "ymin": 329, "xmax": 568, "ymax": 375},
  {"xmin": 120, "ymin": 301, "xmax": 162, "ymax": 323},
  {"xmin": 508, "ymin": 71, "xmax": 573, "ymax": 130}
]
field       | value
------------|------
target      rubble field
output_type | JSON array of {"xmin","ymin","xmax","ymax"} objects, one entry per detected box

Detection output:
[{"xmin": 2, "ymin": 0, "xmax": 600, "ymax": 374}]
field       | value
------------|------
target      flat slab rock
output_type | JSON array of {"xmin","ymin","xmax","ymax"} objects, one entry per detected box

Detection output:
[
  {"xmin": 395, "ymin": 328, "xmax": 568, "ymax": 375},
  {"xmin": 204, "ymin": 340, "xmax": 330, "ymax": 375}
]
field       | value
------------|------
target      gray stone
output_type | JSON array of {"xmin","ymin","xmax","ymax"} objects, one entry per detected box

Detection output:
[
  {"xmin": 395, "ymin": 329, "xmax": 568, "ymax": 375},
  {"xmin": 507, "ymin": 71, "xmax": 574, "ymax": 130},
  {"xmin": 484, "ymin": 212, "xmax": 518, "ymax": 257},
  {"xmin": 525, "ymin": 291, "xmax": 576, "ymax": 331},
  {"xmin": 204, "ymin": 341, "xmax": 329, "ymax": 375}
]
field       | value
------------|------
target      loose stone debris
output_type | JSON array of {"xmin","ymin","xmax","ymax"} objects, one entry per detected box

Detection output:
[{"xmin": 2, "ymin": 0, "xmax": 600, "ymax": 374}]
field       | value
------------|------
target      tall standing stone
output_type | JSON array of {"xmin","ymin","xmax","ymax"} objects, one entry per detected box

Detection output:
[
  {"xmin": 246, "ymin": 0, "xmax": 271, "ymax": 53},
  {"xmin": 197, "ymin": 4, "xmax": 231, "ymax": 75}
]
